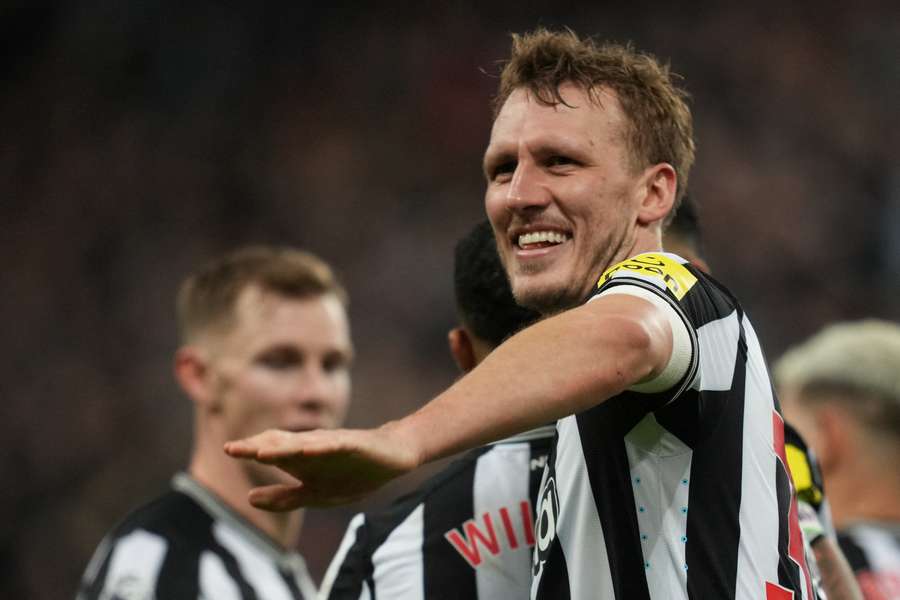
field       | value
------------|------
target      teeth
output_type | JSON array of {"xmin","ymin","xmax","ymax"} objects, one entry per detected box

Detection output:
[{"xmin": 518, "ymin": 231, "xmax": 569, "ymax": 246}]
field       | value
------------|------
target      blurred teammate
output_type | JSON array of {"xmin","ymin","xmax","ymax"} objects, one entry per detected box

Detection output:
[
  {"xmin": 776, "ymin": 321, "xmax": 900, "ymax": 600},
  {"xmin": 319, "ymin": 220, "xmax": 547, "ymax": 599},
  {"xmin": 78, "ymin": 246, "xmax": 353, "ymax": 599},
  {"xmin": 227, "ymin": 29, "xmax": 815, "ymax": 599},
  {"xmin": 668, "ymin": 198, "xmax": 862, "ymax": 600}
]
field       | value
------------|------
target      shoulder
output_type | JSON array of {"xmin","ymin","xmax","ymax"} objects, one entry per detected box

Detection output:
[
  {"xmin": 108, "ymin": 489, "xmax": 213, "ymax": 542},
  {"xmin": 598, "ymin": 252, "xmax": 700, "ymax": 301},
  {"xmin": 78, "ymin": 490, "xmax": 213, "ymax": 599}
]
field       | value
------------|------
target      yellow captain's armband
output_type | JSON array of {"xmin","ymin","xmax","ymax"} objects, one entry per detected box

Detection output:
[
  {"xmin": 598, "ymin": 253, "xmax": 698, "ymax": 300},
  {"xmin": 786, "ymin": 443, "xmax": 824, "ymax": 506}
]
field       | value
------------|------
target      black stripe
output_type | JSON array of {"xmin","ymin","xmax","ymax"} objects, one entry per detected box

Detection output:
[
  {"xmin": 836, "ymin": 532, "xmax": 873, "ymax": 574},
  {"xmin": 533, "ymin": 537, "xmax": 571, "ymax": 600},
  {"xmin": 323, "ymin": 519, "xmax": 373, "ymax": 600},
  {"xmin": 155, "ymin": 493, "xmax": 258, "ymax": 600},
  {"xmin": 577, "ymin": 399, "xmax": 653, "ymax": 600},
  {"xmin": 680, "ymin": 268, "xmax": 743, "ymax": 329},
  {"xmin": 281, "ymin": 569, "xmax": 305, "ymax": 600},
  {"xmin": 529, "ymin": 437, "xmax": 553, "ymax": 507},
  {"xmin": 681, "ymin": 321, "xmax": 747, "ymax": 600},
  {"xmin": 422, "ymin": 452, "xmax": 480, "ymax": 599},
  {"xmin": 775, "ymin": 456, "xmax": 803, "ymax": 594}
]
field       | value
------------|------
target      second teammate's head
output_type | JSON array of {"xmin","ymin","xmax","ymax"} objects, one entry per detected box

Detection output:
[{"xmin": 449, "ymin": 220, "xmax": 540, "ymax": 372}]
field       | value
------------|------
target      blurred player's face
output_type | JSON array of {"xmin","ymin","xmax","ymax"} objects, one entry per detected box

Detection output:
[
  {"xmin": 206, "ymin": 287, "xmax": 353, "ymax": 486},
  {"xmin": 779, "ymin": 388, "xmax": 825, "ymax": 466},
  {"xmin": 484, "ymin": 84, "xmax": 645, "ymax": 313}
]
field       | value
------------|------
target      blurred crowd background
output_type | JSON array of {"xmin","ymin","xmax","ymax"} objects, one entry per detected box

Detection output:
[{"xmin": 2, "ymin": 1, "xmax": 897, "ymax": 597}]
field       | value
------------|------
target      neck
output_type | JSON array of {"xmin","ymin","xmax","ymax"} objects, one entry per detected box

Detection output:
[
  {"xmin": 826, "ymin": 452, "xmax": 900, "ymax": 530},
  {"xmin": 622, "ymin": 226, "xmax": 663, "ymax": 261},
  {"xmin": 189, "ymin": 434, "xmax": 304, "ymax": 549}
]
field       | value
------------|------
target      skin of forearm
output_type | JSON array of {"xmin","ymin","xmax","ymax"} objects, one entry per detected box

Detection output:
[
  {"xmin": 387, "ymin": 294, "xmax": 672, "ymax": 466},
  {"xmin": 813, "ymin": 537, "xmax": 864, "ymax": 600}
]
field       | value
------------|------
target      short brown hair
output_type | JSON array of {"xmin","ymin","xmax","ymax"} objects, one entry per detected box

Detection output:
[
  {"xmin": 176, "ymin": 245, "xmax": 347, "ymax": 343},
  {"xmin": 494, "ymin": 28, "xmax": 695, "ymax": 213}
]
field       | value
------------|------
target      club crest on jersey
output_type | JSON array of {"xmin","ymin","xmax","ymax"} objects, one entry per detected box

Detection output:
[
  {"xmin": 533, "ymin": 475, "xmax": 559, "ymax": 576},
  {"xmin": 598, "ymin": 253, "xmax": 697, "ymax": 300}
]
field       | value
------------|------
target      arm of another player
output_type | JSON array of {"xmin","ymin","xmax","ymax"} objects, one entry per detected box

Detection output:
[
  {"xmin": 812, "ymin": 537, "xmax": 864, "ymax": 600},
  {"xmin": 225, "ymin": 292, "xmax": 673, "ymax": 509}
]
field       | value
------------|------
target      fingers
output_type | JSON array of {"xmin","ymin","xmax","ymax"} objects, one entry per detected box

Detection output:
[
  {"xmin": 247, "ymin": 483, "xmax": 306, "ymax": 512},
  {"xmin": 224, "ymin": 429, "xmax": 308, "ymax": 459}
]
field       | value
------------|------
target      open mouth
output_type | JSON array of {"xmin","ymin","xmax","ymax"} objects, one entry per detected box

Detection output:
[{"xmin": 516, "ymin": 230, "xmax": 571, "ymax": 250}]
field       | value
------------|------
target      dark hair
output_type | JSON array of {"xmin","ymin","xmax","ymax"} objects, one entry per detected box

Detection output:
[
  {"xmin": 176, "ymin": 245, "xmax": 346, "ymax": 343},
  {"xmin": 454, "ymin": 221, "xmax": 540, "ymax": 347},
  {"xmin": 665, "ymin": 194, "xmax": 703, "ymax": 257},
  {"xmin": 494, "ymin": 28, "xmax": 695, "ymax": 216}
]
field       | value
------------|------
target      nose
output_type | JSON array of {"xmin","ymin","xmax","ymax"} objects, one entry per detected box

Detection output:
[
  {"xmin": 506, "ymin": 161, "xmax": 551, "ymax": 212},
  {"xmin": 294, "ymin": 363, "xmax": 333, "ymax": 412}
]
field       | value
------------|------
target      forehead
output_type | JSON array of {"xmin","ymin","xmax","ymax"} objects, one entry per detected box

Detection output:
[
  {"xmin": 228, "ymin": 286, "xmax": 351, "ymax": 348},
  {"xmin": 487, "ymin": 84, "xmax": 628, "ymax": 152}
]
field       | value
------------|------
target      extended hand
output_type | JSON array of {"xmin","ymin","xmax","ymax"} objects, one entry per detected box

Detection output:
[{"xmin": 223, "ymin": 426, "xmax": 419, "ymax": 510}]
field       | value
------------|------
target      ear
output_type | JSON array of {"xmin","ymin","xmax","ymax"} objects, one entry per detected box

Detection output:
[
  {"xmin": 636, "ymin": 163, "xmax": 677, "ymax": 226},
  {"xmin": 447, "ymin": 327, "xmax": 477, "ymax": 373},
  {"xmin": 814, "ymin": 405, "xmax": 850, "ymax": 476},
  {"xmin": 174, "ymin": 346, "xmax": 217, "ymax": 410}
]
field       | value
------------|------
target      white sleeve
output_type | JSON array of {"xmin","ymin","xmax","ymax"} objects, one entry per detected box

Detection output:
[{"xmin": 588, "ymin": 284, "xmax": 694, "ymax": 394}]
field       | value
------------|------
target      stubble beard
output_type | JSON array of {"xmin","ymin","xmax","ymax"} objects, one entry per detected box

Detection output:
[{"xmin": 511, "ymin": 277, "xmax": 582, "ymax": 316}]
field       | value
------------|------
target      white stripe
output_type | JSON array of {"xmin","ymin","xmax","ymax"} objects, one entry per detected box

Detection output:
[
  {"xmin": 372, "ymin": 503, "xmax": 425, "ymax": 600},
  {"xmin": 535, "ymin": 415, "xmax": 615, "ymax": 599},
  {"xmin": 98, "ymin": 530, "xmax": 167, "ymax": 600},
  {"xmin": 735, "ymin": 316, "xmax": 793, "ymax": 599},
  {"xmin": 199, "ymin": 550, "xmax": 242, "ymax": 600},
  {"xmin": 358, "ymin": 584, "xmax": 372, "ymax": 600},
  {"xmin": 80, "ymin": 536, "xmax": 112, "ymax": 590},
  {"xmin": 625, "ymin": 413, "xmax": 692, "ymax": 599},
  {"xmin": 473, "ymin": 442, "xmax": 533, "ymax": 600},
  {"xmin": 693, "ymin": 310, "xmax": 740, "ymax": 392},
  {"xmin": 213, "ymin": 521, "xmax": 304, "ymax": 600},
  {"xmin": 319, "ymin": 513, "xmax": 366, "ymax": 599}
]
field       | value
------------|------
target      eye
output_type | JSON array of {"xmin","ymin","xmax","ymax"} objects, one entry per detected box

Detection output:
[
  {"xmin": 547, "ymin": 155, "xmax": 577, "ymax": 168},
  {"xmin": 257, "ymin": 347, "xmax": 302, "ymax": 370},
  {"xmin": 489, "ymin": 160, "xmax": 517, "ymax": 182},
  {"xmin": 322, "ymin": 351, "xmax": 351, "ymax": 374}
]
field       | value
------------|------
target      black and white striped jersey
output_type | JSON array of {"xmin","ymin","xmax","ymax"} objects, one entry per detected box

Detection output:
[
  {"xmin": 838, "ymin": 522, "xmax": 900, "ymax": 600},
  {"xmin": 320, "ymin": 426, "xmax": 555, "ymax": 600},
  {"xmin": 531, "ymin": 252, "xmax": 815, "ymax": 600},
  {"xmin": 77, "ymin": 472, "xmax": 317, "ymax": 600}
]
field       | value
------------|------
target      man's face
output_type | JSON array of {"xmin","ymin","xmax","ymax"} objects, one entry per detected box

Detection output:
[
  {"xmin": 205, "ymin": 287, "xmax": 353, "ymax": 486},
  {"xmin": 484, "ymin": 84, "xmax": 644, "ymax": 313}
]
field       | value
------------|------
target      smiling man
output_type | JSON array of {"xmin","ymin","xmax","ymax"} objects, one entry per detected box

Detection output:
[
  {"xmin": 79, "ymin": 246, "xmax": 353, "ymax": 600},
  {"xmin": 226, "ymin": 30, "xmax": 813, "ymax": 600}
]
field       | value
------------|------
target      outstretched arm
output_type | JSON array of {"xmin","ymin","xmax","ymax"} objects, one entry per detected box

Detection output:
[{"xmin": 225, "ymin": 293, "xmax": 673, "ymax": 509}]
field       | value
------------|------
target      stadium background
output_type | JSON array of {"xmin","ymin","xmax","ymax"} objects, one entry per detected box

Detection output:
[{"xmin": 1, "ymin": 1, "xmax": 897, "ymax": 597}]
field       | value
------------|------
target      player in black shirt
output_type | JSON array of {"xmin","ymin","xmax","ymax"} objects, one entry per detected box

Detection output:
[{"xmin": 321, "ymin": 221, "xmax": 549, "ymax": 599}]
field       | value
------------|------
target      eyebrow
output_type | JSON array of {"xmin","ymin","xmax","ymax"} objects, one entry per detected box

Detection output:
[{"xmin": 484, "ymin": 135, "xmax": 591, "ymax": 171}]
